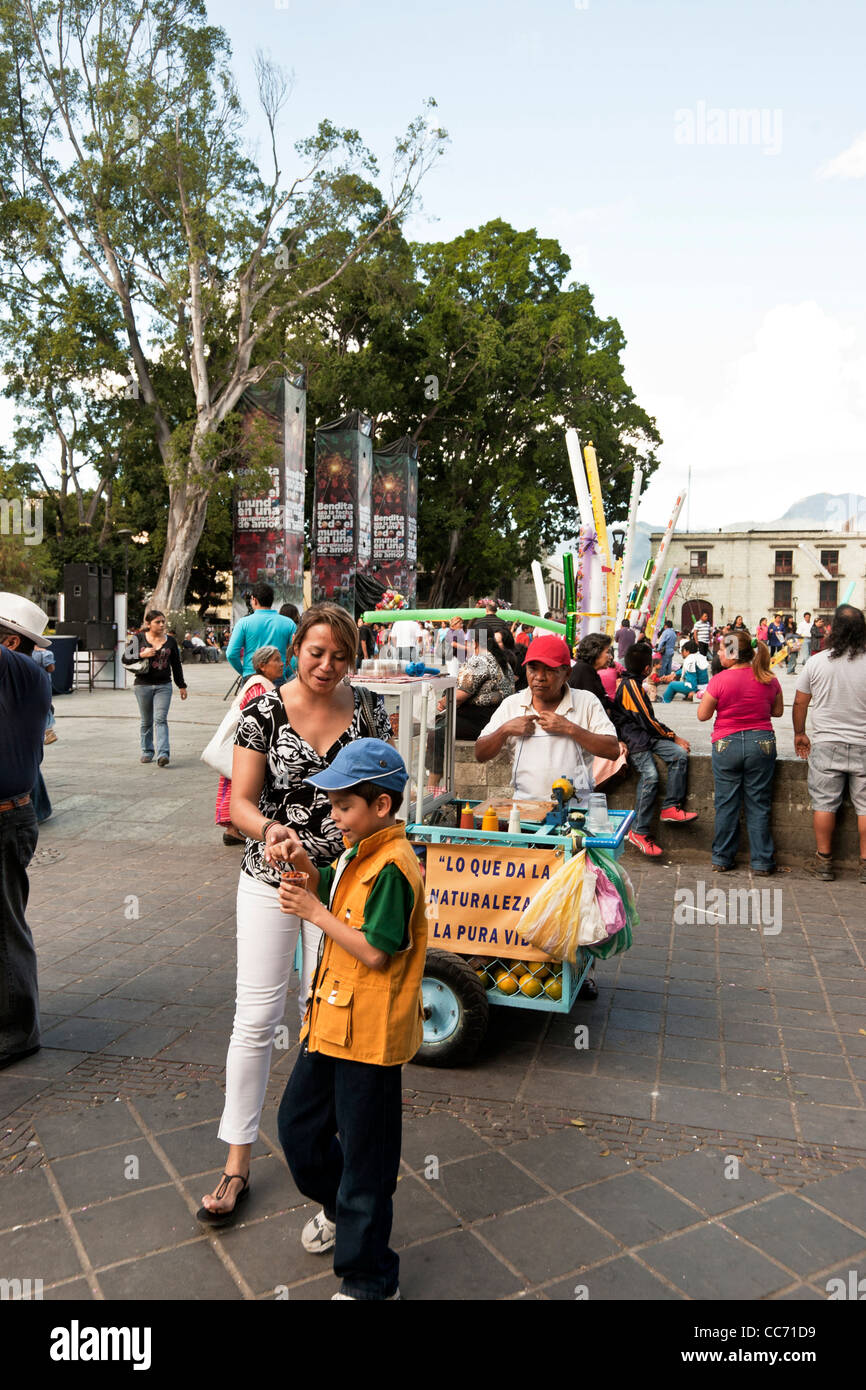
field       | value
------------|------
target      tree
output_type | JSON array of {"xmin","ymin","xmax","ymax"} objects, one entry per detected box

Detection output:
[{"xmin": 0, "ymin": 0, "xmax": 445, "ymax": 610}]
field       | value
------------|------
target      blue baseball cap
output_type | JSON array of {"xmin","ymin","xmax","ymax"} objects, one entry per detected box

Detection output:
[{"xmin": 304, "ymin": 738, "xmax": 409, "ymax": 794}]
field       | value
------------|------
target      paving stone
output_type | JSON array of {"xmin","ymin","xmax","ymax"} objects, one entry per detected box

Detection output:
[
  {"xmin": 155, "ymin": 1120, "xmax": 269, "ymax": 1177},
  {"xmin": 508, "ymin": 1129, "xmax": 630, "ymax": 1190},
  {"xmin": 659, "ymin": 1060, "xmax": 723, "ymax": 1090},
  {"xmin": 479, "ymin": 1197, "xmax": 620, "ymax": 1282},
  {"xmin": 789, "ymin": 1075, "xmax": 861, "ymax": 1107},
  {"xmin": 0, "ymin": 1216, "xmax": 83, "ymax": 1282},
  {"xmin": 154, "ymin": 1029, "xmax": 229, "ymax": 1065},
  {"xmin": 0, "ymin": 1076, "xmax": 50, "ymax": 1120},
  {"xmin": 35, "ymin": 1104, "xmax": 142, "ymax": 1159},
  {"xmin": 610, "ymin": 990, "xmax": 665, "ymax": 1012},
  {"xmin": 662, "ymin": 1036, "xmax": 723, "ymax": 1064},
  {"xmin": 527, "ymin": 1072, "xmax": 654, "ymax": 1119},
  {"xmin": 73, "ymin": 1184, "xmax": 200, "ymax": 1267},
  {"xmin": 129, "ymin": 1082, "xmax": 227, "ymax": 1134},
  {"xmin": 43, "ymin": 1277, "xmax": 94, "ymax": 1300},
  {"xmin": 566, "ymin": 1170, "xmax": 699, "ymax": 1246},
  {"xmin": 781, "ymin": 1028, "xmax": 842, "ymax": 1054},
  {"xmin": 434, "ymin": 1151, "xmax": 547, "ymax": 1222},
  {"xmin": 97, "ymin": 1239, "xmax": 242, "ymax": 1300},
  {"xmin": 726, "ymin": 1067, "xmax": 792, "ymax": 1099},
  {"xmin": 52, "ymin": 1138, "xmax": 169, "ymax": 1210},
  {"xmin": 724, "ymin": 1194, "xmax": 866, "ymax": 1277},
  {"xmin": 723, "ymin": 1021, "xmax": 782, "ymax": 1045},
  {"xmin": 100, "ymin": 1024, "xmax": 187, "ymax": 1058},
  {"xmin": 546, "ymin": 1255, "xmax": 684, "ymax": 1300},
  {"xmin": 641, "ymin": 1223, "xmax": 791, "ymax": 1299},
  {"xmin": 799, "ymin": 1167, "xmax": 866, "ymax": 1232},
  {"xmin": 78, "ymin": 998, "xmax": 158, "ymax": 1023},
  {"xmin": 0, "ymin": 1169, "xmax": 61, "ymax": 1231},
  {"xmin": 400, "ymin": 1112, "xmax": 492, "ymax": 1171},
  {"xmin": 654, "ymin": 1087, "xmax": 798, "ymax": 1139},
  {"xmin": 666, "ymin": 995, "xmax": 720, "ymax": 1018},
  {"xmin": 392, "ymin": 1174, "xmax": 463, "ymax": 1246},
  {"xmin": 648, "ymin": 1149, "xmax": 777, "ymax": 1215},
  {"xmin": 593, "ymin": 1052, "xmax": 658, "ymax": 1083},
  {"xmin": 607, "ymin": 1008, "xmax": 664, "ymax": 1034},
  {"xmin": 219, "ymin": 1205, "xmax": 323, "ymax": 1293},
  {"xmin": 40, "ymin": 1018, "xmax": 130, "ymax": 1053},
  {"xmin": 797, "ymin": 1105, "xmax": 866, "ymax": 1148},
  {"xmin": 398, "ymin": 1230, "xmax": 524, "ymax": 1300},
  {"xmin": 595, "ymin": 1028, "xmax": 660, "ymax": 1057},
  {"xmin": 0, "ymin": 1048, "xmax": 89, "ymax": 1080},
  {"xmin": 773, "ymin": 1283, "xmax": 826, "ymax": 1300},
  {"xmin": 403, "ymin": 1047, "xmax": 538, "ymax": 1103}
]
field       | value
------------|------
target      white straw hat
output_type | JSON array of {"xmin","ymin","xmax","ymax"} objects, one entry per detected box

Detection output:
[{"xmin": 0, "ymin": 592, "xmax": 51, "ymax": 647}]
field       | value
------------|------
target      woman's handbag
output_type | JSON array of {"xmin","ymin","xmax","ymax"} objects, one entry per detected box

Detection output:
[
  {"xmin": 200, "ymin": 675, "xmax": 272, "ymax": 779},
  {"xmin": 121, "ymin": 633, "xmax": 149, "ymax": 674}
]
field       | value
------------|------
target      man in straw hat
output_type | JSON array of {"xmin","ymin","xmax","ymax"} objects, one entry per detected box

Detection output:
[{"xmin": 0, "ymin": 593, "xmax": 53, "ymax": 1068}]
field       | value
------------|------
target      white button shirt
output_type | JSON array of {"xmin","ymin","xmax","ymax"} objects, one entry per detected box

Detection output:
[{"xmin": 479, "ymin": 687, "xmax": 617, "ymax": 802}]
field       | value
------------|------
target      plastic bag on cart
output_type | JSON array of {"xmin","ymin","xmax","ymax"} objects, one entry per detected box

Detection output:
[
  {"xmin": 585, "ymin": 848, "xmax": 638, "ymax": 959},
  {"xmin": 515, "ymin": 850, "xmax": 607, "ymax": 962},
  {"xmin": 594, "ymin": 865, "xmax": 627, "ymax": 938}
]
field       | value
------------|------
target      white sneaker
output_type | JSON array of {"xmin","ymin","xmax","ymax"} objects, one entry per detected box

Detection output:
[
  {"xmin": 301, "ymin": 1210, "xmax": 336, "ymax": 1253},
  {"xmin": 332, "ymin": 1288, "xmax": 401, "ymax": 1300}
]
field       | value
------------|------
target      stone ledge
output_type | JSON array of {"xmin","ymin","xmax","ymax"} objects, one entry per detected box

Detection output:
[{"xmin": 453, "ymin": 744, "xmax": 862, "ymax": 868}]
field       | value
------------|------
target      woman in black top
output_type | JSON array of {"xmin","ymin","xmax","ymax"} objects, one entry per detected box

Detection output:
[
  {"xmin": 568, "ymin": 631, "xmax": 616, "ymax": 713},
  {"xmin": 128, "ymin": 609, "xmax": 187, "ymax": 767}
]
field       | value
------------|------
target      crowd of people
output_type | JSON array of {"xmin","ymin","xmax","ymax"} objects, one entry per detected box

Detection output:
[{"xmin": 3, "ymin": 581, "xmax": 866, "ymax": 1301}]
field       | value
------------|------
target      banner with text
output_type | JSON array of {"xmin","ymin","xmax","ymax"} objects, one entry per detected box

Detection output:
[
  {"xmin": 424, "ymin": 844, "xmax": 564, "ymax": 962},
  {"xmin": 372, "ymin": 436, "xmax": 418, "ymax": 605},
  {"xmin": 311, "ymin": 411, "xmax": 373, "ymax": 614},
  {"xmin": 232, "ymin": 375, "xmax": 306, "ymax": 620}
]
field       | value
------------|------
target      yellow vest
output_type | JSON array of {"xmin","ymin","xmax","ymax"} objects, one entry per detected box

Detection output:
[{"xmin": 301, "ymin": 823, "xmax": 428, "ymax": 1066}]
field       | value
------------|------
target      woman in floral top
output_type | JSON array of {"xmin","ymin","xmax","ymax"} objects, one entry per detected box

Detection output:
[{"xmin": 198, "ymin": 604, "xmax": 390, "ymax": 1225}]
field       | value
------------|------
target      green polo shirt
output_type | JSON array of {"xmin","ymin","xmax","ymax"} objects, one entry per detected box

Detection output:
[{"xmin": 317, "ymin": 849, "xmax": 414, "ymax": 955}]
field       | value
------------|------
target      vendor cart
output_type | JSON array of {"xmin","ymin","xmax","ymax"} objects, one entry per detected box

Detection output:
[
  {"xmin": 347, "ymin": 672, "xmax": 635, "ymax": 1067},
  {"xmin": 407, "ymin": 808, "xmax": 633, "ymax": 1066}
]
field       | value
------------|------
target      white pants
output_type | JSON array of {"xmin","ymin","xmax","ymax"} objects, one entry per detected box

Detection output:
[{"xmin": 217, "ymin": 872, "xmax": 322, "ymax": 1145}]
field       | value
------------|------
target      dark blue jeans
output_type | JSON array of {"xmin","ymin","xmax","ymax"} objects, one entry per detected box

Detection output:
[
  {"xmin": 0, "ymin": 802, "xmax": 40, "ymax": 1060},
  {"xmin": 631, "ymin": 739, "xmax": 688, "ymax": 834},
  {"xmin": 278, "ymin": 1047, "xmax": 403, "ymax": 1299},
  {"xmin": 711, "ymin": 729, "xmax": 777, "ymax": 870}
]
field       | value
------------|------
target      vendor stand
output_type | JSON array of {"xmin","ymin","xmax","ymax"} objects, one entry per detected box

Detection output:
[{"xmin": 351, "ymin": 671, "xmax": 635, "ymax": 1066}]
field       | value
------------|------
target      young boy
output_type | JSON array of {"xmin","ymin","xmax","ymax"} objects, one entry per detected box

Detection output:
[
  {"xmin": 615, "ymin": 644, "xmax": 697, "ymax": 857},
  {"xmin": 273, "ymin": 738, "xmax": 427, "ymax": 1301}
]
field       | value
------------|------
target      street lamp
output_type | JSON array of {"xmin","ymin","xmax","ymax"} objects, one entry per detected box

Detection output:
[
  {"xmin": 115, "ymin": 529, "xmax": 133, "ymax": 594},
  {"xmin": 609, "ymin": 524, "xmax": 627, "ymax": 562}
]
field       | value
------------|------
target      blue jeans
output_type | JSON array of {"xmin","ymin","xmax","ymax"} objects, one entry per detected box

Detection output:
[
  {"xmin": 0, "ymin": 802, "xmax": 40, "ymax": 1060},
  {"xmin": 711, "ymin": 729, "xmax": 777, "ymax": 870},
  {"xmin": 631, "ymin": 739, "xmax": 688, "ymax": 834},
  {"xmin": 658, "ymin": 649, "xmax": 674, "ymax": 677},
  {"xmin": 278, "ymin": 1048, "xmax": 402, "ymax": 1299},
  {"xmin": 662, "ymin": 671, "xmax": 709, "ymax": 702},
  {"xmin": 134, "ymin": 683, "xmax": 172, "ymax": 760}
]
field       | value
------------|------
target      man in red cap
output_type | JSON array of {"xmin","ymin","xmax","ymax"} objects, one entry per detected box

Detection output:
[
  {"xmin": 475, "ymin": 633, "xmax": 620, "ymax": 1002},
  {"xmin": 474, "ymin": 633, "xmax": 619, "ymax": 805}
]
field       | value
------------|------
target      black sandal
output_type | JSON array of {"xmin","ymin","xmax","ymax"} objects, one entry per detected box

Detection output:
[{"xmin": 196, "ymin": 1172, "xmax": 250, "ymax": 1227}]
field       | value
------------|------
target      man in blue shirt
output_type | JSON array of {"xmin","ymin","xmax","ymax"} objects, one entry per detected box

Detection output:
[
  {"xmin": 656, "ymin": 620, "xmax": 678, "ymax": 677},
  {"xmin": 0, "ymin": 593, "xmax": 52, "ymax": 1070},
  {"xmin": 226, "ymin": 582, "xmax": 297, "ymax": 677}
]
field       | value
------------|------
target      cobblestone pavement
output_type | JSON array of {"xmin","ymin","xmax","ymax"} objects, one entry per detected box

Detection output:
[{"xmin": 1, "ymin": 665, "xmax": 864, "ymax": 1300}]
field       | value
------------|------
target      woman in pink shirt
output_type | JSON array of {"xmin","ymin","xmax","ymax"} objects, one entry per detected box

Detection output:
[{"xmin": 697, "ymin": 630, "xmax": 783, "ymax": 874}]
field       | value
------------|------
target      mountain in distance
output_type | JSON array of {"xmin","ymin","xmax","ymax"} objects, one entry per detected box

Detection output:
[{"xmin": 719, "ymin": 492, "xmax": 866, "ymax": 533}]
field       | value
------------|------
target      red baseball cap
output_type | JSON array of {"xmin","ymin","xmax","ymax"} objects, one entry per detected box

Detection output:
[{"xmin": 524, "ymin": 634, "xmax": 572, "ymax": 667}]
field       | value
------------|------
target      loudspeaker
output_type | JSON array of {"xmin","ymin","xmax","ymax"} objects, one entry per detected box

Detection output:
[
  {"xmin": 56, "ymin": 620, "xmax": 117, "ymax": 651},
  {"xmin": 99, "ymin": 565, "xmax": 114, "ymax": 622},
  {"xmin": 63, "ymin": 563, "xmax": 99, "ymax": 623}
]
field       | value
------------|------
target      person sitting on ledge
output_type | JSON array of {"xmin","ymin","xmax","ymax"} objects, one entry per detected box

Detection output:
[{"xmin": 615, "ymin": 644, "xmax": 696, "ymax": 858}]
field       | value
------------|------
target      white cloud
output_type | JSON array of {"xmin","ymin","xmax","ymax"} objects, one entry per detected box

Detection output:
[
  {"xmin": 818, "ymin": 131, "xmax": 866, "ymax": 180},
  {"xmin": 636, "ymin": 301, "xmax": 866, "ymax": 530}
]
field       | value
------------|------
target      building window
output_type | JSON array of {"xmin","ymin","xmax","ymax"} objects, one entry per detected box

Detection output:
[
  {"xmin": 773, "ymin": 580, "xmax": 792, "ymax": 609},
  {"xmin": 690, "ymin": 550, "xmax": 707, "ymax": 576},
  {"xmin": 820, "ymin": 549, "xmax": 839, "ymax": 575},
  {"xmin": 773, "ymin": 550, "xmax": 793, "ymax": 575},
  {"xmin": 548, "ymin": 582, "xmax": 564, "ymax": 612},
  {"xmin": 819, "ymin": 580, "xmax": 838, "ymax": 609}
]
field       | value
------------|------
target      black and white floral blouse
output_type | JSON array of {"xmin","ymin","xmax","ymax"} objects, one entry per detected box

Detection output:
[{"xmin": 235, "ymin": 686, "xmax": 391, "ymax": 886}]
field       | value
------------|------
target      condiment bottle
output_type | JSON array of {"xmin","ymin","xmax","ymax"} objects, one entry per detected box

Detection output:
[
  {"xmin": 507, "ymin": 803, "xmax": 522, "ymax": 835},
  {"xmin": 459, "ymin": 803, "xmax": 474, "ymax": 829},
  {"xmin": 480, "ymin": 806, "xmax": 499, "ymax": 832}
]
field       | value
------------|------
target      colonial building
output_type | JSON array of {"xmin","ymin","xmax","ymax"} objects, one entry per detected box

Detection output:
[{"xmin": 654, "ymin": 529, "xmax": 865, "ymax": 630}]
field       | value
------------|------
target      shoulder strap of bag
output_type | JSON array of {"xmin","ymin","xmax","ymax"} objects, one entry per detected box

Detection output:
[{"xmin": 355, "ymin": 685, "xmax": 379, "ymax": 738}]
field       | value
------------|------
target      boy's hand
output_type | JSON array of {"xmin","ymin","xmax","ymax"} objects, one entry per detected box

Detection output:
[
  {"xmin": 278, "ymin": 882, "xmax": 322, "ymax": 922},
  {"xmin": 287, "ymin": 842, "xmax": 315, "ymax": 877}
]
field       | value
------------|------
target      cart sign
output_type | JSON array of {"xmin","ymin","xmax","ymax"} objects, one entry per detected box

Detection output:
[{"xmin": 425, "ymin": 845, "xmax": 563, "ymax": 963}]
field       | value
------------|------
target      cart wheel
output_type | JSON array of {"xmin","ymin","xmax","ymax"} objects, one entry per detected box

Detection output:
[{"xmin": 414, "ymin": 950, "xmax": 490, "ymax": 1067}]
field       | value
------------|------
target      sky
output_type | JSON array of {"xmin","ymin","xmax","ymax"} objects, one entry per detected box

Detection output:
[
  {"xmin": 203, "ymin": 0, "xmax": 866, "ymax": 531},
  {"xmin": 8, "ymin": 0, "xmax": 866, "ymax": 535}
]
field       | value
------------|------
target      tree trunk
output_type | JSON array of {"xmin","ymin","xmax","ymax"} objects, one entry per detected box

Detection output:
[
  {"xmin": 150, "ymin": 480, "xmax": 213, "ymax": 612},
  {"xmin": 427, "ymin": 528, "xmax": 463, "ymax": 608}
]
